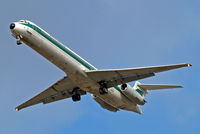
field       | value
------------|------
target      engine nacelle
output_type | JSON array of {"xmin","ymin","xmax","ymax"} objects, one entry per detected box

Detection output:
[
  {"xmin": 92, "ymin": 94, "xmax": 118, "ymax": 112},
  {"xmin": 121, "ymin": 83, "xmax": 146, "ymax": 105}
]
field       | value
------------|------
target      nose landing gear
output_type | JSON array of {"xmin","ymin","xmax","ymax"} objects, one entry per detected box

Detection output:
[
  {"xmin": 17, "ymin": 40, "xmax": 22, "ymax": 45},
  {"xmin": 16, "ymin": 35, "xmax": 23, "ymax": 45}
]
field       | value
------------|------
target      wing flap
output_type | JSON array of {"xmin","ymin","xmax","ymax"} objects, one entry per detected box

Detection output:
[
  {"xmin": 106, "ymin": 72, "xmax": 155, "ymax": 88},
  {"xmin": 43, "ymin": 89, "xmax": 86, "ymax": 104}
]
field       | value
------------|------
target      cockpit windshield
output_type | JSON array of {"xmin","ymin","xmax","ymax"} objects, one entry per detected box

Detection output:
[{"xmin": 19, "ymin": 20, "xmax": 31, "ymax": 24}]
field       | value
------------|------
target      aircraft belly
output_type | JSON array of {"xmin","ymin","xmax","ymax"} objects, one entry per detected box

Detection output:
[{"xmin": 93, "ymin": 87, "xmax": 135, "ymax": 109}]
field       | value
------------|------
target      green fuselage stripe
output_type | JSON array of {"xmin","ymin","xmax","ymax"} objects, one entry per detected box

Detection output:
[
  {"xmin": 20, "ymin": 22, "xmax": 120, "ymax": 92},
  {"xmin": 21, "ymin": 23, "xmax": 95, "ymax": 71}
]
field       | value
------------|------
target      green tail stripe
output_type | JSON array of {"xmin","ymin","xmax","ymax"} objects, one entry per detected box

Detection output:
[{"xmin": 136, "ymin": 88, "xmax": 143, "ymax": 96}]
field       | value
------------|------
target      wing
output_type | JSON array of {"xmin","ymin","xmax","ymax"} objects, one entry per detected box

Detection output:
[
  {"xmin": 86, "ymin": 63, "xmax": 191, "ymax": 88},
  {"xmin": 15, "ymin": 76, "xmax": 86, "ymax": 111}
]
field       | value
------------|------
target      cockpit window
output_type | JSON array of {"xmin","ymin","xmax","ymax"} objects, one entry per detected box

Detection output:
[
  {"xmin": 19, "ymin": 20, "xmax": 30, "ymax": 24},
  {"xmin": 19, "ymin": 20, "xmax": 25, "ymax": 22}
]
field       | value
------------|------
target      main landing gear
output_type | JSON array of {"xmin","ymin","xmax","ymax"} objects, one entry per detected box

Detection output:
[
  {"xmin": 71, "ymin": 88, "xmax": 81, "ymax": 102},
  {"xmin": 72, "ymin": 94, "xmax": 81, "ymax": 102},
  {"xmin": 99, "ymin": 81, "xmax": 108, "ymax": 95}
]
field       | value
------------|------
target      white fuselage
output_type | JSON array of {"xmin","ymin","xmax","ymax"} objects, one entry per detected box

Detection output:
[{"xmin": 10, "ymin": 21, "xmax": 141, "ymax": 114}]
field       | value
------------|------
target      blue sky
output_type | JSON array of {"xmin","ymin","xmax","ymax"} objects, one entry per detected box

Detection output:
[{"xmin": 0, "ymin": 0, "xmax": 199, "ymax": 134}]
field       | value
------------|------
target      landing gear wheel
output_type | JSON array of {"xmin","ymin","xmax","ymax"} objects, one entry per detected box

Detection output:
[
  {"xmin": 76, "ymin": 94, "xmax": 81, "ymax": 101},
  {"xmin": 17, "ymin": 40, "xmax": 22, "ymax": 45},
  {"xmin": 99, "ymin": 81, "xmax": 108, "ymax": 94},
  {"xmin": 99, "ymin": 88, "xmax": 104, "ymax": 94},
  {"xmin": 72, "ymin": 95, "xmax": 76, "ymax": 101},
  {"xmin": 72, "ymin": 94, "xmax": 81, "ymax": 102},
  {"xmin": 99, "ymin": 88, "xmax": 108, "ymax": 94}
]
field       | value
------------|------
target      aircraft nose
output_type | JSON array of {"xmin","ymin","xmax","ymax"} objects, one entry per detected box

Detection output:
[{"xmin": 10, "ymin": 23, "xmax": 15, "ymax": 29}]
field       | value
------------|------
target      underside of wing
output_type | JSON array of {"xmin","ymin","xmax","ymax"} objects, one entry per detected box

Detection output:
[
  {"xmin": 16, "ymin": 76, "xmax": 86, "ymax": 111},
  {"xmin": 86, "ymin": 63, "xmax": 191, "ymax": 88}
]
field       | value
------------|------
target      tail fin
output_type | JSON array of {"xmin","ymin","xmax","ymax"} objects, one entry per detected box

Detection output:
[{"xmin": 134, "ymin": 81, "xmax": 182, "ymax": 95}]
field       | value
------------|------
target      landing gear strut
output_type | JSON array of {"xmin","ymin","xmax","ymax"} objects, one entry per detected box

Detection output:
[
  {"xmin": 16, "ymin": 35, "xmax": 23, "ymax": 45},
  {"xmin": 99, "ymin": 81, "xmax": 108, "ymax": 95}
]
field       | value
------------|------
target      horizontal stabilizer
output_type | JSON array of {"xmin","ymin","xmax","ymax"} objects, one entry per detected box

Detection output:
[{"xmin": 138, "ymin": 84, "xmax": 183, "ymax": 90}]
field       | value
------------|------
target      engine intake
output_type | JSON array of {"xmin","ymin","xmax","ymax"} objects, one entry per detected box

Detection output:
[
  {"xmin": 120, "ymin": 83, "xmax": 146, "ymax": 105},
  {"xmin": 121, "ymin": 84, "xmax": 127, "ymax": 90}
]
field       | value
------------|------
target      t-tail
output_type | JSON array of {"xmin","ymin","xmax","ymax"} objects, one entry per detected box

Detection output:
[
  {"xmin": 120, "ymin": 81, "xmax": 182, "ymax": 114},
  {"xmin": 134, "ymin": 81, "xmax": 182, "ymax": 114}
]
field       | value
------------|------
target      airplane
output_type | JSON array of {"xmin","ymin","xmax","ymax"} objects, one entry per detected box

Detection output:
[{"xmin": 10, "ymin": 20, "xmax": 191, "ymax": 114}]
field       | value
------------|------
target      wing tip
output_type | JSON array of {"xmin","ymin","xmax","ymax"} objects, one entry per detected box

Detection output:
[
  {"xmin": 178, "ymin": 85, "xmax": 183, "ymax": 88},
  {"xmin": 186, "ymin": 63, "xmax": 192, "ymax": 67},
  {"xmin": 15, "ymin": 107, "xmax": 19, "ymax": 111}
]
